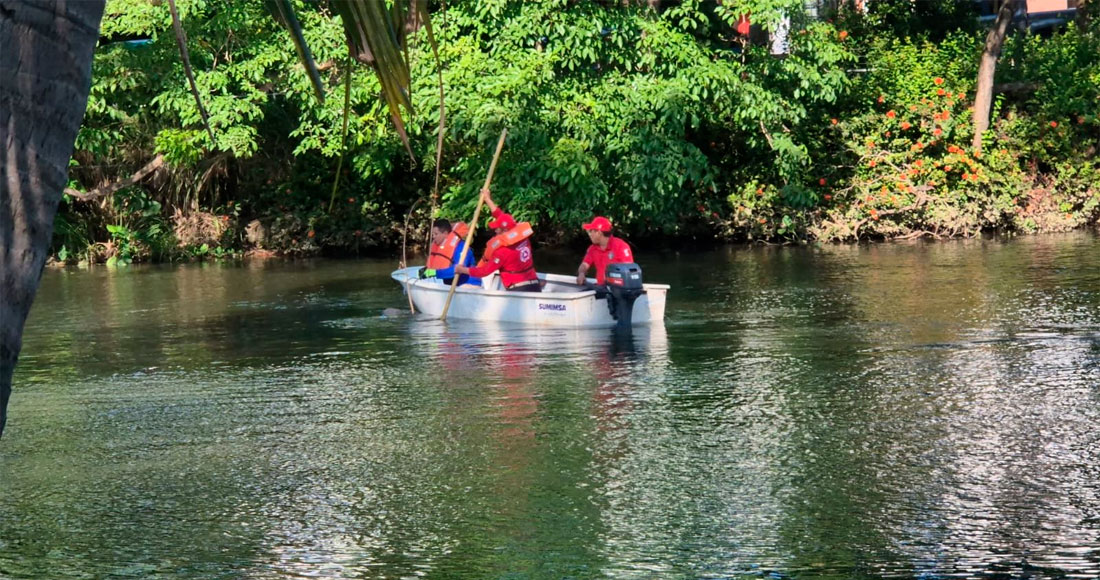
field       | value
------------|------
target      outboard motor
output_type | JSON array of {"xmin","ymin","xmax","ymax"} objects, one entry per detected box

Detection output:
[{"xmin": 605, "ymin": 262, "xmax": 644, "ymax": 328}]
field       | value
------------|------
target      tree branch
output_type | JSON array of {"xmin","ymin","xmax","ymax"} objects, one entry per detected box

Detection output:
[{"xmin": 65, "ymin": 154, "xmax": 165, "ymax": 202}]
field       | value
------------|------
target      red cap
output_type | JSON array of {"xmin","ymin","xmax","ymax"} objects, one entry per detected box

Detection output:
[
  {"xmin": 488, "ymin": 213, "xmax": 516, "ymax": 230},
  {"xmin": 582, "ymin": 216, "xmax": 612, "ymax": 232}
]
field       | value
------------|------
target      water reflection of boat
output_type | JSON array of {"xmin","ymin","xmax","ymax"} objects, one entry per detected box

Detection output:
[
  {"xmin": 404, "ymin": 317, "xmax": 669, "ymax": 362},
  {"xmin": 390, "ymin": 267, "xmax": 669, "ymax": 328}
]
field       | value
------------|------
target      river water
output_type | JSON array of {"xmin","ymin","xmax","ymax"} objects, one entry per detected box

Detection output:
[{"xmin": 2, "ymin": 233, "xmax": 1100, "ymax": 579}]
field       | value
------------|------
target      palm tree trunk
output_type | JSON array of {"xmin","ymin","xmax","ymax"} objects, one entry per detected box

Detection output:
[
  {"xmin": 972, "ymin": 0, "xmax": 1017, "ymax": 152},
  {"xmin": 1, "ymin": 0, "xmax": 105, "ymax": 438}
]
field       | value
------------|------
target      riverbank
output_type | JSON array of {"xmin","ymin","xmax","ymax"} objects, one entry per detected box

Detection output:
[{"xmin": 47, "ymin": 200, "xmax": 1100, "ymax": 268}]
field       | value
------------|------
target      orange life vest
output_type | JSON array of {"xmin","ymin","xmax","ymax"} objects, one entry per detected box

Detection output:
[
  {"xmin": 479, "ymin": 222, "xmax": 533, "ymax": 266},
  {"xmin": 426, "ymin": 222, "xmax": 470, "ymax": 269}
]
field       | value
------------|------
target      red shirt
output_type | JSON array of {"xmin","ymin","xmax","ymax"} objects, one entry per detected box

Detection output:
[
  {"xmin": 468, "ymin": 238, "xmax": 537, "ymax": 289},
  {"xmin": 583, "ymin": 236, "xmax": 633, "ymax": 284}
]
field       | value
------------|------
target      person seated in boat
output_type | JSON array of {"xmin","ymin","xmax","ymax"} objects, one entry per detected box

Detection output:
[
  {"xmin": 454, "ymin": 188, "xmax": 540, "ymax": 292},
  {"xmin": 575, "ymin": 216, "xmax": 633, "ymax": 287},
  {"xmin": 419, "ymin": 218, "xmax": 481, "ymax": 287}
]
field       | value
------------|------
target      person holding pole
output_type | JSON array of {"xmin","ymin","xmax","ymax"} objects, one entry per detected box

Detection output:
[
  {"xmin": 440, "ymin": 129, "xmax": 508, "ymax": 319},
  {"xmin": 454, "ymin": 188, "xmax": 540, "ymax": 292}
]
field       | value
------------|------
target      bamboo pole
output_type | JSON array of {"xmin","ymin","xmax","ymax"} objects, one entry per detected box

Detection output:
[
  {"xmin": 440, "ymin": 128, "xmax": 508, "ymax": 320},
  {"xmin": 401, "ymin": 198, "xmax": 423, "ymax": 314}
]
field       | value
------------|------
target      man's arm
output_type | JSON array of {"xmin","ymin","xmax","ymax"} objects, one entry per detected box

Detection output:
[
  {"xmin": 434, "ymin": 241, "xmax": 473, "ymax": 280},
  {"xmin": 576, "ymin": 245, "xmax": 598, "ymax": 285},
  {"xmin": 576, "ymin": 261, "xmax": 590, "ymax": 285},
  {"xmin": 456, "ymin": 254, "xmax": 501, "ymax": 278},
  {"xmin": 481, "ymin": 188, "xmax": 499, "ymax": 213}
]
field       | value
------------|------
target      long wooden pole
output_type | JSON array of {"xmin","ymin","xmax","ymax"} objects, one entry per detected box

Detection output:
[
  {"xmin": 440, "ymin": 128, "xmax": 507, "ymax": 320},
  {"xmin": 401, "ymin": 198, "xmax": 423, "ymax": 313}
]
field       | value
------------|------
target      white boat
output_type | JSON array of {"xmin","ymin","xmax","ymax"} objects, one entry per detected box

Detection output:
[{"xmin": 390, "ymin": 267, "xmax": 669, "ymax": 327}]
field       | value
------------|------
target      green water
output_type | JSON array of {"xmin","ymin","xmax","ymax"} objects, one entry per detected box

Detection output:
[{"xmin": 3, "ymin": 234, "xmax": 1100, "ymax": 579}]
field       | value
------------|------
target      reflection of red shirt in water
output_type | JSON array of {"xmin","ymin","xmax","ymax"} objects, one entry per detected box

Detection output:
[
  {"xmin": 584, "ymin": 236, "xmax": 633, "ymax": 284},
  {"xmin": 466, "ymin": 208, "xmax": 538, "ymax": 289}
]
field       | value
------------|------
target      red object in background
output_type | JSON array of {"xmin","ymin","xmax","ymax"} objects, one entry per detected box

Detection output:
[{"xmin": 736, "ymin": 14, "xmax": 751, "ymax": 36}]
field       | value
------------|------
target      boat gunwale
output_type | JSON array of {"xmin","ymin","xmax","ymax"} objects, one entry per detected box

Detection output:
[{"xmin": 392, "ymin": 267, "xmax": 670, "ymax": 300}]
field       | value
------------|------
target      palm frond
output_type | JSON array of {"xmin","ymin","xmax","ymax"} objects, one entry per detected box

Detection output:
[
  {"xmin": 332, "ymin": 0, "xmax": 440, "ymax": 161},
  {"xmin": 268, "ymin": 0, "xmax": 441, "ymax": 161},
  {"xmin": 265, "ymin": 0, "xmax": 326, "ymax": 103}
]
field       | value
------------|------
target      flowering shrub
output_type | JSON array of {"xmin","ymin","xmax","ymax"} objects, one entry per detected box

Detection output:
[{"xmin": 811, "ymin": 78, "xmax": 1026, "ymax": 240}]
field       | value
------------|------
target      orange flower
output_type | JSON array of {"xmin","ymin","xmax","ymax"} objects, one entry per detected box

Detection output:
[
  {"xmin": 933, "ymin": 128, "xmax": 942, "ymax": 136},
  {"xmin": 934, "ymin": 77, "xmax": 944, "ymax": 85},
  {"xmin": 831, "ymin": 118, "xmax": 838, "ymax": 125},
  {"xmin": 936, "ymin": 88, "xmax": 946, "ymax": 96},
  {"xmin": 901, "ymin": 121, "xmax": 911, "ymax": 130},
  {"xmin": 824, "ymin": 194, "xmax": 832, "ymax": 201},
  {"xmin": 758, "ymin": 217, "xmax": 767, "ymax": 224},
  {"xmin": 869, "ymin": 160, "xmax": 877, "ymax": 167},
  {"xmin": 307, "ymin": 230, "xmax": 315, "ymax": 238},
  {"xmin": 886, "ymin": 110, "xmax": 896, "ymax": 118},
  {"xmin": 1050, "ymin": 121, "xmax": 1059, "ymax": 128},
  {"xmin": 819, "ymin": 178, "xmax": 827, "ymax": 186},
  {"xmin": 877, "ymin": 95, "xmax": 885, "ymax": 103},
  {"xmin": 839, "ymin": 30, "xmax": 849, "ymax": 40},
  {"xmin": 944, "ymin": 165, "xmax": 952, "ymax": 172}
]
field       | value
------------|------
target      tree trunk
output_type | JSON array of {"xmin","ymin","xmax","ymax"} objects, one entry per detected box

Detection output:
[
  {"xmin": 1, "ymin": 0, "xmax": 105, "ymax": 438},
  {"xmin": 972, "ymin": 0, "xmax": 1017, "ymax": 152}
]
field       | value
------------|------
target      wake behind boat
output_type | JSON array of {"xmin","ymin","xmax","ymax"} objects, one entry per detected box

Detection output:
[{"xmin": 391, "ymin": 266, "xmax": 669, "ymax": 328}]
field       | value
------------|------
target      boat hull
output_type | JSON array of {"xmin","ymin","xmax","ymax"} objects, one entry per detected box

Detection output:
[{"xmin": 391, "ymin": 267, "xmax": 668, "ymax": 328}]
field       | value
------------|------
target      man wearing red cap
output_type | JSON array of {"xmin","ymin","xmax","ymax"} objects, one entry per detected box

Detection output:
[
  {"xmin": 576, "ymin": 216, "xmax": 633, "ymax": 286},
  {"xmin": 455, "ymin": 188, "xmax": 541, "ymax": 292}
]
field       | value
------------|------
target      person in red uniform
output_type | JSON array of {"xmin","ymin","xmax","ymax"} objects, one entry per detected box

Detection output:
[
  {"xmin": 575, "ymin": 216, "xmax": 633, "ymax": 286},
  {"xmin": 454, "ymin": 188, "xmax": 541, "ymax": 292}
]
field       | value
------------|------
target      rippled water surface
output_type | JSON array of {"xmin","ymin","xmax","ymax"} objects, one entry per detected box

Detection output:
[{"xmin": 3, "ymin": 234, "xmax": 1100, "ymax": 579}]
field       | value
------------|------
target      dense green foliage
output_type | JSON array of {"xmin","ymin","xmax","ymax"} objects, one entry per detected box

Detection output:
[{"xmin": 58, "ymin": 0, "xmax": 1100, "ymax": 264}]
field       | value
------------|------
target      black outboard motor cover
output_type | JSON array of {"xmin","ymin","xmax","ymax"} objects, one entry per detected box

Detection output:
[{"xmin": 605, "ymin": 263, "xmax": 644, "ymax": 327}]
